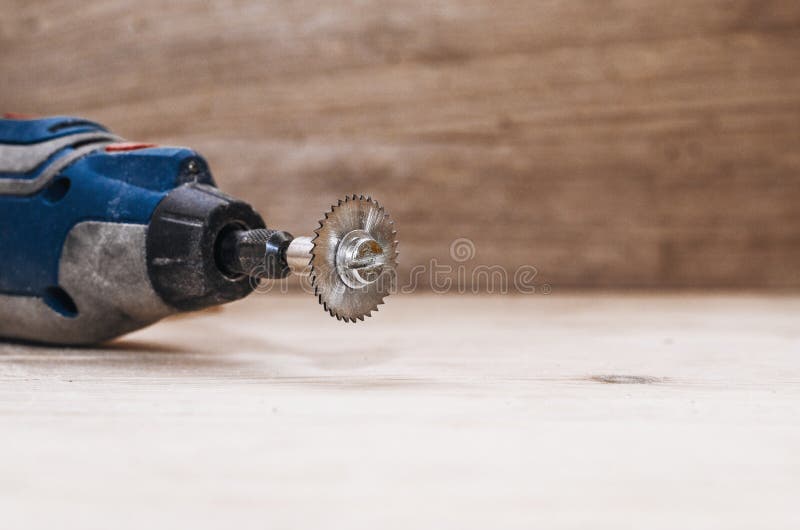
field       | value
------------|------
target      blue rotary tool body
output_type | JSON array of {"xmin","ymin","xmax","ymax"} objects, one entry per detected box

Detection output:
[{"xmin": 0, "ymin": 115, "xmax": 397, "ymax": 345}]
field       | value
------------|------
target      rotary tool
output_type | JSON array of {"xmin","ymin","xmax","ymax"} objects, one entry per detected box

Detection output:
[{"xmin": 0, "ymin": 114, "xmax": 398, "ymax": 345}]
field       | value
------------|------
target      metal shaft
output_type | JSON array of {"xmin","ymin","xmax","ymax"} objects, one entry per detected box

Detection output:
[{"xmin": 286, "ymin": 236, "xmax": 314, "ymax": 275}]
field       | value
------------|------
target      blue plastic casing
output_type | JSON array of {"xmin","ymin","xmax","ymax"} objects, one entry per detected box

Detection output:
[{"xmin": 0, "ymin": 116, "xmax": 215, "ymax": 298}]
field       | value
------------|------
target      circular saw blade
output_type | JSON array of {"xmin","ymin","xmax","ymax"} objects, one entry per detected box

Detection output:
[{"xmin": 311, "ymin": 195, "xmax": 398, "ymax": 322}]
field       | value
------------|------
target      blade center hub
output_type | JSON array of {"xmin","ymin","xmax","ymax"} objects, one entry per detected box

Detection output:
[{"xmin": 336, "ymin": 229, "xmax": 387, "ymax": 288}]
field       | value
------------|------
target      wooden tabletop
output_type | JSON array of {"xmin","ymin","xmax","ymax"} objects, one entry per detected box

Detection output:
[{"xmin": 2, "ymin": 293, "xmax": 799, "ymax": 529}]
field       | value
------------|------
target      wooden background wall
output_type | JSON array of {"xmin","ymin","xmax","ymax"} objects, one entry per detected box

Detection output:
[{"xmin": 2, "ymin": 0, "xmax": 800, "ymax": 289}]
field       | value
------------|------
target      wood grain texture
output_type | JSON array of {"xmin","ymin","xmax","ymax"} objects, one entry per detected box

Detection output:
[
  {"xmin": 1, "ymin": 293, "xmax": 799, "ymax": 529},
  {"xmin": 2, "ymin": 1, "xmax": 800, "ymax": 287}
]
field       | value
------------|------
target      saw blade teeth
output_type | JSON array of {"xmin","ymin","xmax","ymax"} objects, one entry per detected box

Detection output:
[{"xmin": 309, "ymin": 194, "xmax": 396, "ymax": 323}]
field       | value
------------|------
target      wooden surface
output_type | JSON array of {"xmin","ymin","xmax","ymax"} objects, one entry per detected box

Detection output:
[
  {"xmin": 1, "ymin": 293, "xmax": 799, "ymax": 529},
  {"xmin": 2, "ymin": 1, "xmax": 800, "ymax": 287}
]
